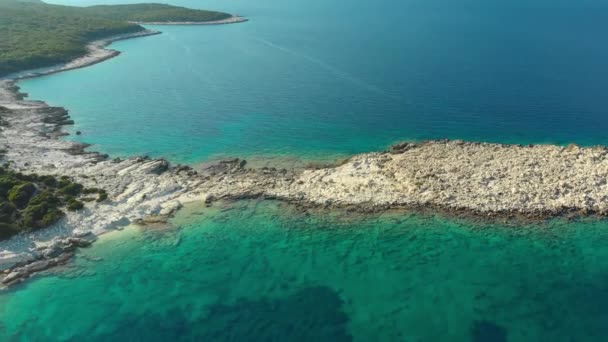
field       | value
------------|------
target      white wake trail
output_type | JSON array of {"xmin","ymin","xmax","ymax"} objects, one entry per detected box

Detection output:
[{"xmin": 255, "ymin": 37, "xmax": 394, "ymax": 98}]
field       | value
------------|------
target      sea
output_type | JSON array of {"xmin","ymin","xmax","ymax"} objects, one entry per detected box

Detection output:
[{"xmin": 2, "ymin": 0, "xmax": 608, "ymax": 340}]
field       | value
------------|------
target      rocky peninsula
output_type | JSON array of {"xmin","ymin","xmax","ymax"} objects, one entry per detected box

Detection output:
[
  {"xmin": 3, "ymin": 22, "xmax": 608, "ymax": 287},
  {"xmin": 4, "ymin": 68, "xmax": 608, "ymax": 283}
]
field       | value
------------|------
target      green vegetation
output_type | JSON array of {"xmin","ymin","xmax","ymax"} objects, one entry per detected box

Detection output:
[
  {"xmin": 0, "ymin": 166, "xmax": 106, "ymax": 241},
  {"xmin": 97, "ymin": 191, "xmax": 108, "ymax": 203},
  {"xmin": 67, "ymin": 200, "xmax": 84, "ymax": 211},
  {"xmin": 0, "ymin": 0, "xmax": 231, "ymax": 76},
  {"xmin": 7, "ymin": 182, "xmax": 35, "ymax": 208},
  {"xmin": 82, "ymin": 4, "xmax": 231, "ymax": 23}
]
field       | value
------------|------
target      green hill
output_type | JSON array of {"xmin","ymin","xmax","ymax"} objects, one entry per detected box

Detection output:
[
  {"xmin": 83, "ymin": 4, "xmax": 230, "ymax": 23},
  {"xmin": 0, "ymin": 0, "xmax": 231, "ymax": 76}
]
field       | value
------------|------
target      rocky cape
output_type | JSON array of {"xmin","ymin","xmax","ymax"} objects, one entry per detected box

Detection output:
[
  {"xmin": 4, "ymin": 74, "xmax": 608, "ymax": 278},
  {"xmin": 2, "ymin": 25, "xmax": 608, "ymax": 286}
]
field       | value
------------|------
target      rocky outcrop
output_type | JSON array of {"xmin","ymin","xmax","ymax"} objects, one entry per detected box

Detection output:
[
  {"xmin": 259, "ymin": 140, "xmax": 608, "ymax": 218},
  {"xmin": 1, "ymin": 236, "xmax": 93, "ymax": 287},
  {"xmin": 6, "ymin": 76, "xmax": 608, "ymax": 226},
  {"xmin": 0, "ymin": 81, "xmax": 208, "ymax": 273}
]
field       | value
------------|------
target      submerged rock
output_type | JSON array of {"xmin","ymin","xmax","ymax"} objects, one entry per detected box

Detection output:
[
  {"xmin": 471, "ymin": 320, "xmax": 507, "ymax": 342},
  {"xmin": 1, "ymin": 236, "xmax": 93, "ymax": 287}
]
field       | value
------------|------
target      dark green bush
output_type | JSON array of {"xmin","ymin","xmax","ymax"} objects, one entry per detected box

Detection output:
[
  {"xmin": 18, "ymin": 173, "xmax": 38, "ymax": 182},
  {"xmin": 62, "ymin": 195, "xmax": 75, "ymax": 204},
  {"xmin": 57, "ymin": 179, "xmax": 71, "ymax": 188},
  {"xmin": 8, "ymin": 182, "xmax": 36, "ymax": 208},
  {"xmin": 58, "ymin": 182, "xmax": 83, "ymax": 196},
  {"xmin": 0, "ymin": 201, "xmax": 16, "ymax": 221},
  {"xmin": 29, "ymin": 190, "xmax": 61, "ymax": 207},
  {"xmin": 97, "ymin": 191, "xmax": 108, "ymax": 202},
  {"xmin": 0, "ymin": 176, "xmax": 20, "ymax": 197},
  {"xmin": 21, "ymin": 202, "xmax": 48, "ymax": 228},
  {"xmin": 67, "ymin": 200, "xmax": 84, "ymax": 211},
  {"xmin": 0, "ymin": 166, "xmax": 105, "ymax": 239},
  {"xmin": 0, "ymin": 222, "xmax": 21, "ymax": 240},
  {"xmin": 83, "ymin": 187, "xmax": 100, "ymax": 194},
  {"xmin": 39, "ymin": 175, "xmax": 57, "ymax": 187},
  {"xmin": 41, "ymin": 208, "xmax": 64, "ymax": 226}
]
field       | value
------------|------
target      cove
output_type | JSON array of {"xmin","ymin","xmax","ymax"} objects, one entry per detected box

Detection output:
[{"xmin": 18, "ymin": 0, "xmax": 608, "ymax": 164}]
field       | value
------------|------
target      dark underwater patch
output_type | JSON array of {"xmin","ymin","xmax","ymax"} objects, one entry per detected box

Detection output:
[
  {"xmin": 471, "ymin": 320, "xmax": 507, "ymax": 342},
  {"xmin": 200, "ymin": 285, "xmax": 352, "ymax": 341},
  {"xmin": 73, "ymin": 286, "xmax": 352, "ymax": 342}
]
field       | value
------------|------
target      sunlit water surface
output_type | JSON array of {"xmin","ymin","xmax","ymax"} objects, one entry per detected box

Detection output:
[{"xmin": 2, "ymin": 201, "xmax": 608, "ymax": 341}]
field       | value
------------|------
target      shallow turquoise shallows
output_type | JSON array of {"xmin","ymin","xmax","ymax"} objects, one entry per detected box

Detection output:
[
  {"xmin": 3, "ymin": 202, "xmax": 608, "ymax": 341},
  {"xmin": 5, "ymin": 0, "xmax": 608, "ymax": 341}
]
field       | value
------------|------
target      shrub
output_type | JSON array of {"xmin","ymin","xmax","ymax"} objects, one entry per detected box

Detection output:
[
  {"xmin": 0, "ymin": 165, "xmax": 109, "ymax": 240},
  {"xmin": 97, "ymin": 191, "xmax": 108, "ymax": 202},
  {"xmin": 62, "ymin": 195, "xmax": 75, "ymax": 205},
  {"xmin": 18, "ymin": 173, "xmax": 39, "ymax": 182},
  {"xmin": 0, "ymin": 201, "xmax": 16, "ymax": 222},
  {"xmin": 58, "ymin": 179, "xmax": 71, "ymax": 188},
  {"xmin": 8, "ymin": 182, "xmax": 36, "ymax": 208},
  {"xmin": 29, "ymin": 190, "xmax": 61, "ymax": 207},
  {"xmin": 83, "ymin": 188, "xmax": 101, "ymax": 194},
  {"xmin": 0, "ymin": 222, "xmax": 21, "ymax": 240},
  {"xmin": 58, "ymin": 182, "xmax": 83, "ymax": 196},
  {"xmin": 21, "ymin": 203, "xmax": 49, "ymax": 228},
  {"xmin": 67, "ymin": 200, "xmax": 84, "ymax": 211},
  {"xmin": 39, "ymin": 175, "xmax": 58, "ymax": 187},
  {"xmin": 41, "ymin": 208, "xmax": 65, "ymax": 226},
  {"xmin": 0, "ymin": 177, "xmax": 20, "ymax": 197}
]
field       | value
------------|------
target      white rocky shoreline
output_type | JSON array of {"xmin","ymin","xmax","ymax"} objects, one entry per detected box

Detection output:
[
  {"xmin": 2, "ymin": 20, "xmax": 608, "ymax": 287},
  {"xmin": 128, "ymin": 15, "xmax": 249, "ymax": 26},
  {"xmin": 8, "ymin": 30, "xmax": 162, "ymax": 81}
]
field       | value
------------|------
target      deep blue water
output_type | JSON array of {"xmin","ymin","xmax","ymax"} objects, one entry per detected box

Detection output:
[{"xmin": 19, "ymin": 0, "xmax": 608, "ymax": 163}]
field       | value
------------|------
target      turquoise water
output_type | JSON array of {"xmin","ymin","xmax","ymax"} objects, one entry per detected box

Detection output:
[
  {"xmin": 2, "ymin": 202, "xmax": 608, "ymax": 341},
  {"xmin": 4, "ymin": 0, "xmax": 608, "ymax": 341},
  {"xmin": 19, "ymin": 0, "xmax": 608, "ymax": 163}
]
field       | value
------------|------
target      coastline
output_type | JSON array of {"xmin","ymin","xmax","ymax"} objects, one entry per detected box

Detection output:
[
  {"xmin": 129, "ymin": 15, "xmax": 249, "ymax": 26},
  {"xmin": 0, "ymin": 17, "xmax": 244, "ymax": 286},
  {"xmin": 8, "ymin": 29, "xmax": 162, "ymax": 81},
  {"xmin": 3, "ymin": 12, "xmax": 608, "ymax": 286},
  {"xmin": 5, "ymin": 71, "xmax": 608, "ymax": 285}
]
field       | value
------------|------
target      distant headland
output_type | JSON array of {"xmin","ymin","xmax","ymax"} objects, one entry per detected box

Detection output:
[{"xmin": 0, "ymin": 0, "xmax": 246, "ymax": 77}]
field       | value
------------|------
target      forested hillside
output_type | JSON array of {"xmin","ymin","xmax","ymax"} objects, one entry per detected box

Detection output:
[
  {"xmin": 0, "ymin": 0, "xmax": 231, "ymax": 76},
  {"xmin": 83, "ymin": 4, "xmax": 230, "ymax": 23}
]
